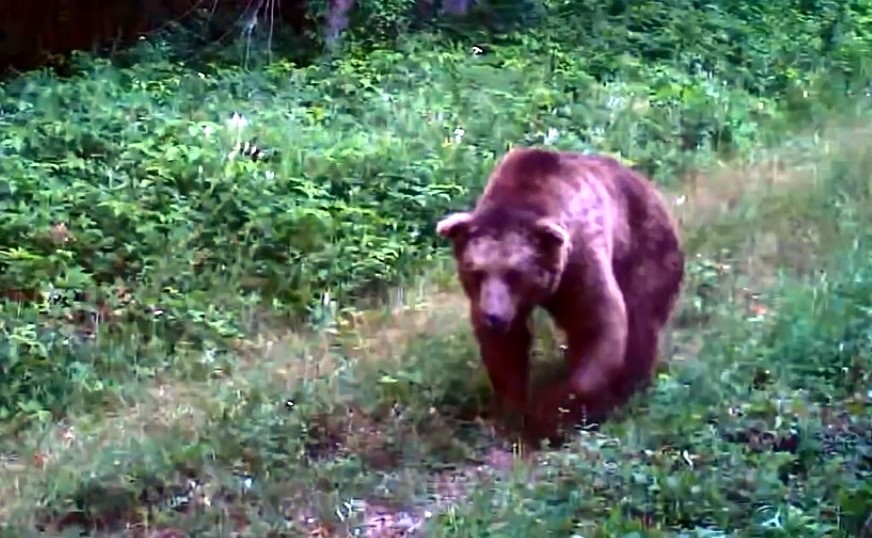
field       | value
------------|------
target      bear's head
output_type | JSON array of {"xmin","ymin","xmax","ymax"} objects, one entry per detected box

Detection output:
[{"xmin": 436, "ymin": 206, "xmax": 571, "ymax": 333}]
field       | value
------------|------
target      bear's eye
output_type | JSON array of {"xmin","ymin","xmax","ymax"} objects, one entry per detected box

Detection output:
[{"xmin": 505, "ymin": 269, "xmax": 523, "ymax": 284}]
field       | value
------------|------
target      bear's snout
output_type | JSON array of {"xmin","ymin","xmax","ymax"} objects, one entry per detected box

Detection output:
[
  {"xmin": 482, "ymin": 312, "xmax": 510, "ymax": 333},
  {"xmin": 478, "ymin": 277, "xmax": 515, "ymax": 333}
]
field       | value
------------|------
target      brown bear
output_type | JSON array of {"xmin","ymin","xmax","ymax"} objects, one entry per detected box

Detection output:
[{"xmin": 435, "ymin": 147, "xmax": 685, "ymax": 445}]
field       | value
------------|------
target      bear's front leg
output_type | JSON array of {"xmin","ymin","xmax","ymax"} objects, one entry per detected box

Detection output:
[
  {"xmin": 471, "ymin": 309, "xmax": 532, "ymax": 424},
  {"xmin": 526, "ymin": 260, "xmax": 628, "ymax": 442}
]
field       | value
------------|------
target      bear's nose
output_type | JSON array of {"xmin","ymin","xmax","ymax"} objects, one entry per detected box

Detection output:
[{"xmin": 483, "ymin": 313, "xmax": 508, "ymax": 332}]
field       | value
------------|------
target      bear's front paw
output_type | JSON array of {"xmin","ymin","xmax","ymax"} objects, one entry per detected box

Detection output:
[
  {"xmin": 569, "ymin": 364, "xmax": 611, "ymax": 399},
  {"xmin": 521, "ymin": 412, "xmax": 570, "ymax": 449},
  {"xmin": 520, "ymin": 385, "xmax": 579, "ymax": 446},
  {"xmin": 487, "ymin": 398, "xmax": 525, "ymax": 433}
]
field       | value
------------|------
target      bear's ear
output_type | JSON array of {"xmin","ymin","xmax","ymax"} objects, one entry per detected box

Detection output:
[
  {"xmin": 533, "ymin": 218, "xmax": 570, "ymax": 251},
  {"xmin": 436, "ymin": 212, "xmax": 474, "ymax": 240}
]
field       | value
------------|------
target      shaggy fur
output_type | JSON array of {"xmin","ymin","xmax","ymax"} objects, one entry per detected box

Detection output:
[{"xmin": 436, "ymin": 147, "xmax": 685, "ymax": 444}]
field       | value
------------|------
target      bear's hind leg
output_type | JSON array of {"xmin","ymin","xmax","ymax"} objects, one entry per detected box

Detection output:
[
  {"xmin": 607, "ymin": 251, "xmax": 683, "ymax": 415},
  {"xmin": 611, "ymin": 309, "xmax": 661, "ymax": 406},
  {"xmin": 614, "ymin": 223, "xmax": 685, "ymax": 403}
]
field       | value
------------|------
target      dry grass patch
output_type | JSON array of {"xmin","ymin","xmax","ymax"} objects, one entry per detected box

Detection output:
[
  {"xmin": 339, "ymin": 291, "xmax": 470, "ymax": 356},
  {"xmin": 0, "ymin": 280, "xmax": 475, "ymax": 524},
  {"xmin": 676, "ymin": 121, "xmax": 872, "ymax": 256}
]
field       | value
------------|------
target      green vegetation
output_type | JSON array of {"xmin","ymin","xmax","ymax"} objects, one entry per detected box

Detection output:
[{"xmin": 2, "ymin": 0, "xmax": 872, "ymax": 535}]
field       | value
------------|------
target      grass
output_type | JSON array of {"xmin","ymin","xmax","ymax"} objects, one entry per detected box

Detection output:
[{"xmin": 3, "ymin": 3, "xmax": 872, "ymax": 536}]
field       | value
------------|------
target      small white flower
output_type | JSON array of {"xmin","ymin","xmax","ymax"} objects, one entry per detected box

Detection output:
[
  {"xmin": 228, "ymin": 112, "xmax": 248, "ymax": 130},
  {"xmin": 543, "ymin": 127, "xmax": 560, "ymax": 144},
  {"xmin": 606, "ymin": 95, "xmax": 626, "ymax": 110},
  {"xmin": 675, "ymin": 195, "xmax": 687, "ymax": 206},
  {"xmin": 472, "ymin": 46, "xmax": 484, "ymax": 55},
  {"xmin": 759, "ymin": 508, "xmax": 784, "ymax": 529}
]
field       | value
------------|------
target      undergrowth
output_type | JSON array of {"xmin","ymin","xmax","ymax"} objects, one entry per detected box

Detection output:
[{"xmin": 1, "ymin": 1, "xmax": 872, "ymax": 536}]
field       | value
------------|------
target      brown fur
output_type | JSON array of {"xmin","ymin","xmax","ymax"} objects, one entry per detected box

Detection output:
[{"xmin": 436, "ymin": 147, "xmax": 685, "ymax": 445}]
